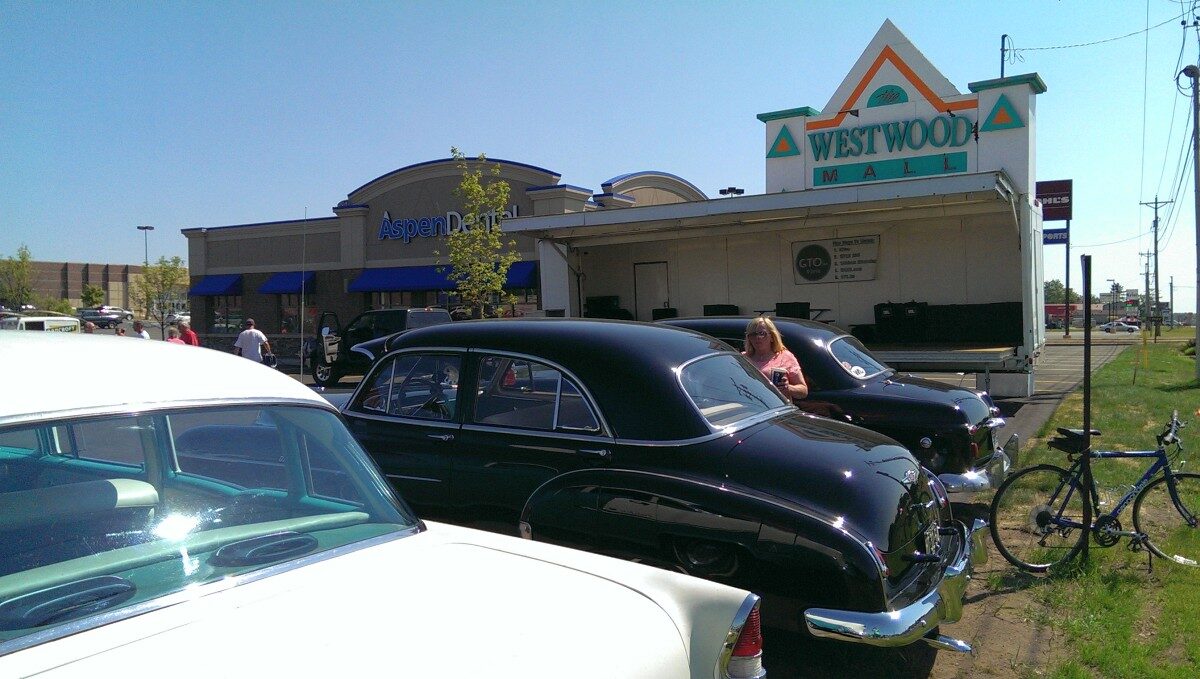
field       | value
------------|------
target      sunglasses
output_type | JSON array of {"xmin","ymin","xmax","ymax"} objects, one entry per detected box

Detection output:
[{"xmin": 746, "ymin": 330, "xmax": 769, "ymax": 338}]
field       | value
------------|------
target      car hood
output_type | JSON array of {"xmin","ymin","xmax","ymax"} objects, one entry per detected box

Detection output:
[
  {"xmin": 723, "ymin": 412, "xmax": 925, "ymax": 551},
  {"xmin": 5, "ymin": 523, "xmax": 745, "ymax": 679}
]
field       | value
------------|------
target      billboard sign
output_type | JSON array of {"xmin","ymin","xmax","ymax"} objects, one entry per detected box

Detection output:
[
  {"xmin": 1043, "ymin": 228, "xmax": 1069, "ymax": 245},
  {"xmin": 1036, "ymin": 179, "xmax": 1073, "ymax": 221}
]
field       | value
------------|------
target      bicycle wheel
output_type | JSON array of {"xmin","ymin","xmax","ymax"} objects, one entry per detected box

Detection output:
[
  {"xmin": 1133, "ymin": 472, "xmax": 1200, "ymax": 566},
  {"xmin": 990, "ymin": 464, "xmax": 1090, "ymax": 572}
]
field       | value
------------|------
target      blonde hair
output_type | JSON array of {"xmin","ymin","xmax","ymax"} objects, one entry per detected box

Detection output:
[{"xmin": 743, "ymin": 316, "xmax": 785, "ymax": 356}]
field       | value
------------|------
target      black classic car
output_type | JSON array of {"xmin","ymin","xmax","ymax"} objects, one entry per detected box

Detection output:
[
  {"xmin": 661, "ymin": 316, "xmax": 1019, "ymax": 501},
  {"xmin": 333, "ymin": 318, "xmax": 988, "ymax": 652}
]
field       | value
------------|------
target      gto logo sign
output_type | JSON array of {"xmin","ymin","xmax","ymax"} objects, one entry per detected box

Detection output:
[
  {"xmin": 795, "ymin": 244, "xmax": 832, "ymax": 282},
  {"xmin": 791, "ymin": 236, "xmax": 879, "ymax": 284}
]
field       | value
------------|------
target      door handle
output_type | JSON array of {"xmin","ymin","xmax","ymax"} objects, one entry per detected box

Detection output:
[
  {"xmin": 578, "ymin": 448, "xmax": 612, "ymax": 462},
  {"xmin": 426, "ymin": 433, "xmax": 455, "ymax": 442}
]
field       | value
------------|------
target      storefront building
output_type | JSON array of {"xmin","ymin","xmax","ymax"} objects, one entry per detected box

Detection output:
[
  {"xmin": 507, "ymin": 20, "xmax": 1047, "ymax": 396},
  {"xmin": 181, "ymin": 158, "xmax": 705, "ymax": 350}
]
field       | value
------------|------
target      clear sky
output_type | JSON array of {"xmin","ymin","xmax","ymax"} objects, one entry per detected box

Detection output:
[{"xmin": 2, "ymin": 1, "xmax": 1198, "ymax": 311}]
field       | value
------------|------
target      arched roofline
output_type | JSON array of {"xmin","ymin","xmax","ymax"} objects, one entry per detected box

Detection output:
[
  {"xmin": 600, "ymin": 171, "xmax": 707, "ymax": 201},
  {"xmin": 349, "ymin": 157, "xmax": 561, "ymax": 203}
]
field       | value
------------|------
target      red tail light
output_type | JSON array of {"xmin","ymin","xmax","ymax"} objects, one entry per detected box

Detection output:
[
  {"xmin": 724, "ymin": 598, "xmax": 765, "ymax": 679},
  {"xmin": 732, "ymin": 605, "xmax": 762, "ymax": 657}
]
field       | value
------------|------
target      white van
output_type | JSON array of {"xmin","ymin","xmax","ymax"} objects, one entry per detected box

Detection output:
[{"xmin": 0, "ymin": 312, "xmax": 81, "ymax": 332}]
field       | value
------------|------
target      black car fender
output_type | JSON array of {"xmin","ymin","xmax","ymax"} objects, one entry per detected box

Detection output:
[{"xmin": 520, "ymin": 467, "xmax": 888, "ymax": 610}]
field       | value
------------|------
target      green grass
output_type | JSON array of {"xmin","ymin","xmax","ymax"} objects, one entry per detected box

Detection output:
[{"xmin": 993, "ymin": 340, "xmax": 1200, "ymax": 678}]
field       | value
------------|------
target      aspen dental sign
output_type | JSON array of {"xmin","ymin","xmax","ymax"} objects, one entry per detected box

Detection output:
[
  {"xmin": 807, "ymin": 113, "xmax": 974, "ymax": 186},
  {"xmin": 378, "ymin": 205, "xmax": 519, "ymax": 243}
]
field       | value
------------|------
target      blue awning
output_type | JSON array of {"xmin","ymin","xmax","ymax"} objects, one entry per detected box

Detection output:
[
  {"xmin": 258, "ymin": 271, "xmax": 316, "ymax": 294},
  {"xmin": 188, "ymin": 274, "xmax": 243, "ymax": 296},
  {"xmin": 348, "ymin": 262, "xmax": 540, "ymax": 293},
  {"xmin": 504, "ymin": 260, "xmax": 538, "ymax": 288},
  {"xmin": 348, "ymin": 265, "xmax": 452, "ymax": 292}
]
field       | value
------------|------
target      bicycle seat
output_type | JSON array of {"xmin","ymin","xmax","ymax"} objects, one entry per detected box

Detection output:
[{"xmin": 1055, "ymin": 427, "xmax": 1101, "ymax": 439}]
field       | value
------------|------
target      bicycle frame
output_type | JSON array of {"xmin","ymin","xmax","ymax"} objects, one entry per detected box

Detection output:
[{"xmin": 1050, "ymin": 447, "xmax": 1196, "ymax": 531}]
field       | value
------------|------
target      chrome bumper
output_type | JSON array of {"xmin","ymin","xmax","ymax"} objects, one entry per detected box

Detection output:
[
  {"xmin": 939, "ymin": 434, "xmax": 1019, "ymax": 501},
  {"xmin": 804, "ymin": 518, "xmax": 988, "ymax": 652}
]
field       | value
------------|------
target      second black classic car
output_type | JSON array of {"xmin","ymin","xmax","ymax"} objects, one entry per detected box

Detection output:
[
  {"xmin": 334, "ymin": 318, "xmax": 987, "ymax": 652},
  {"xmin": 661, "ymin": 316, "xmax": 1019, "ymax": 501}
]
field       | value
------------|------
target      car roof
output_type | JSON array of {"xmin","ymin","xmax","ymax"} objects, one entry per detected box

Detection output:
[
  {"xmin": 386, "ymin": 318, "xmax": 734, "ymax": 440},
  {"xmin": 1, "ymin": 331, "xmax": 330, "ymax": 428}
]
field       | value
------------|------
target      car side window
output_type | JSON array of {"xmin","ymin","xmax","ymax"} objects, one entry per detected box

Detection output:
[
  {"xmin": 473, "ymin": 356, "xmax": 600, "ymax": 433},
  {"xmin": 356, "ymin": 353, "xmax": 461, "ymax": 421}
]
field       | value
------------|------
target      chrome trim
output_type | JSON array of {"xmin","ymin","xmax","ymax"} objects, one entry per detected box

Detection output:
[
  {"xmin": 0, "ymin": 527, "xmax": 421, "ymax": 658},
  {"xmin": 939, "ymin": 434, "xmax": 1018, "ymax": 500},
  {"xmin": 461, "ymin": 422, "xmax": 614, "ymax": 444},
  {"xmin": 717, "ymin": 593, "xmax": 766, "ymax": 679},
  {"xmin": 343, "ymin": 409, "xmax": 460, "ymax": 430},
  {"xmin": 385, "ymin": 473, "xmax": 443, "ymax": 484},
  {"xmin": 804, "ymin": 518, "xmax": 987, "ymax": 651}
]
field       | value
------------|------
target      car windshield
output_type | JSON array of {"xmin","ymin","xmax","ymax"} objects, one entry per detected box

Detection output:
[
  {"xmin": 679, "ymin": 354, "xmax": 790, "ymax": 427},
  {"xmin": 406, "ymin": 311, "xmax": 448, "ymax": 329},
  {"xmin": 828, "ymin": 336, "xmax": 891, "ymax": 380},
  {"xmin": 0, "ymin": 405, "xmax": 417, "ymax": 647}
]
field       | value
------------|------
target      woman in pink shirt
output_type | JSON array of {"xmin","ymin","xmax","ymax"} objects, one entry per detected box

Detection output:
[{"xmin": 742, "ymin": 316, "xmax": 809, "ymax": 400}]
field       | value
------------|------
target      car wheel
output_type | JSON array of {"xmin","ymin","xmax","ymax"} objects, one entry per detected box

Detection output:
[
  {"xmin": 311, "ymin": 356, "xmax": 339, "ymax": 388},
  {"xmin": 672, "ymin": 538, "xmax": 741, "ymax": 578}
]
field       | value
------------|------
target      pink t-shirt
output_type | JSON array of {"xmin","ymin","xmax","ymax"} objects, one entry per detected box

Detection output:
[
  {"xmin": 742, "ymin": 349, "xmax": 802, "ymax": 385},
  {"xmin": 166, "ymin": 337, "xmax": 186, "ymax": 344}
]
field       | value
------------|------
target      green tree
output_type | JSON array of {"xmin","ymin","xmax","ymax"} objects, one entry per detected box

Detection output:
[
  {"xmin": 132, "ymin": 256, "xmax": 188, "ymax": 338},
  {"xmin": 0, "ymin": 245, "xmax": 34, "ymax": 309},
  {"xmin": 36, "ymin": 297, "xmax": 74, "ymax": 315},
  {"xmin": 81, "ymin": 283, "xmax": 105, "ymax": 308},
  {"xmin": 1044, "ymin": 279, "xmax": 1087, "ymax": 304},
  {"xmin": 442, "ymin": 148, "xmax": 520, "ymax": 318}
]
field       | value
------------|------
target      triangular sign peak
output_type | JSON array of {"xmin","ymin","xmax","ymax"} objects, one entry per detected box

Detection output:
[
  {"xmin": 767, "ymin": 125, "xmax": 801, "ymax": 158},
  {"xmin": 980, "ymin": 94, "xmax": 1024, "ymax": 131}
]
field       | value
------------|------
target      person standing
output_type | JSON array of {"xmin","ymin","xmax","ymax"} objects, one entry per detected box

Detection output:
[
  {"xmin": 165, "ymin": 327, "xmax": 186, "ymax": 344},
  {"xmin": 178, "ymin": 321, "xmax": 201, "ymax": 346},
  {"xmin": 742, "ymin": 316, "xmax": 808, "ymax": 400},
  {"xmin": 233, "ymin": 318, "xmax": 272, "ymax": 363},
  {"xmin": 132, "ymin": 321, "xmax": 150, "ymax": 339}
]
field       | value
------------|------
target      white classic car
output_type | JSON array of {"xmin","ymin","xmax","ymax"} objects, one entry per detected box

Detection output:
[{"xmin": 0, "ymin": 332, "xmax": 765, "ymax": 678}]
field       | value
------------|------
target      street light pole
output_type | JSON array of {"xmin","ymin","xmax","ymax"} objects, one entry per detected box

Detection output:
[
  {"xmin": 1183, "ymin": 65, "xmax": 1200, "ymax": 379},
  {"xmin": 136, "ymin": 225, "xmax": 155, "ymax": 334}
]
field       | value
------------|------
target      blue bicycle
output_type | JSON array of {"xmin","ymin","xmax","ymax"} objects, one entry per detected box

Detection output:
[{"xmin": 989, "ymin": 411, "xmax": 1194, "ymax": 572}]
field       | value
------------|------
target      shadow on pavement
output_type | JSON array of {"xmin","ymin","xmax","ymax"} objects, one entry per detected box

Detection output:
[{"xmin": 763, "ymin": 626, "xmax": 938, "ymax": 678}]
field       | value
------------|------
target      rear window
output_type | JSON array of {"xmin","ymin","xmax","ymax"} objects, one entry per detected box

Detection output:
[
  {"xmin": 679, "ymin": 355, "xmax": 789, "ymax": 427},
  {"xmin": 406, "ymin": 310, "xmax": 450, "ymax": 329},
  {"xmin": 828, "ymin": 337, "xmax": 890, "ymax": 379}
]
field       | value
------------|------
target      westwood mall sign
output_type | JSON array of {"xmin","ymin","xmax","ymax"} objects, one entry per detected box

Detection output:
[{"xmin": 808, "ymin": 113, "xmax": 975, "ymax": 186}]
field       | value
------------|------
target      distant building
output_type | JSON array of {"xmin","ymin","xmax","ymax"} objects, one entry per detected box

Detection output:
[{"xmin": 25, "ymin": 261, "xmax": 145, "ymax": 311}]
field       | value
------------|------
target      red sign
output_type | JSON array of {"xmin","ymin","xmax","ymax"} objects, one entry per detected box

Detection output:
[{"xmin": 1036, "ymin": 179, "xmax": 1073, "ymax": 221}]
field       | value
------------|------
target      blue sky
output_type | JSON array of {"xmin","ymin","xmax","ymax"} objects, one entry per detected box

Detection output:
[{"xmin": 2, "ymin": 1, "xmax": 1197, "ymax": 311}]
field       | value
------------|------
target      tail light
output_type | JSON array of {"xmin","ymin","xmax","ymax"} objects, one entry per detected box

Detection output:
[{"xmin": 722, "ymin": 596, "xmax": 766, "ymax": 679}]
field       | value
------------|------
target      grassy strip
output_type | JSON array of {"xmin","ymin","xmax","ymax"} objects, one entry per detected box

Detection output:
[{"xmin": 1000, "ymin": 340, "xmax": 1200, "ymax": 678}]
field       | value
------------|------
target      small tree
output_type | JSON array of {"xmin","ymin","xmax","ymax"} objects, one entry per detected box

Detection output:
[
  {"xmin": 81, "ymin": 283, "xmax": 105, "ymax": 308},
  {"xmin": 0, "ymin": 245, "xmax": 34, "ymax": 309},
  {"xmin": 132, "ymin": 256, "xmax": 188, "ymax": 338},
  {"xmin": 37, "ymin": 297, "xmax": 74, "ymax": 315},
  {"xmin": 442, "ymin": 148, "xmax": 521, "ymax": 319}
]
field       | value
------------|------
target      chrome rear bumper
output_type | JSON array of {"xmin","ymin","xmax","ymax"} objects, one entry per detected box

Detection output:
[
  {"xmin": 804, "ymin": 518, "xmax": 988, "ymax": 652},
  {"xmin": 939, "ymin": 433, "xmax": 1019, "ymax": 500}
]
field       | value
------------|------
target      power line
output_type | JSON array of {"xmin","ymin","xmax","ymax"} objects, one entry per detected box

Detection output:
[{"xmin": 1012, "ymin": 10, "xmax": 1187, "ymax": 52}]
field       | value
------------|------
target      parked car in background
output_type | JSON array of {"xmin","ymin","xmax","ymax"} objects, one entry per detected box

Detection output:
[
  {"xmin": 662, "ymin": 316, "xmax": 1018, "ymax": 501},
  {"xmin": 165, "ymin": 311, "xmax": 191, "ymax": 325},
  {"xmin": 0, "ymin": 331, "xmax": 765, "ymax": 679},
  {"xmin": 306, "ymin": 307, "xmax": 452, "ymax": 388},
  {"xmin": 1098, "ymin": 320, "xmax": 1139, "ymax": 333},
  {"xmin": 332, "ymin": 318, "xmax": 987, "ymax": 652},
  {"xmin": 77, "ymin": 307, "xmax": 125, "ymax": 328}
]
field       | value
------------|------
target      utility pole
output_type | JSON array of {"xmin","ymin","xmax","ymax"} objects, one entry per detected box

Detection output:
[
  {"xmin": 1170, "ymin": 276, "xmax": 1175, "ymax": 328},
  {"xmin": 1183, "ymin": 64, "xmax": 1200, "ymax": 379},
  {"xmin": 1141, "ymin": 252, "xmax": 1151, "ymax": 327},
  {"xmin": 1141, "ymin": 197, "xmax": 1172, "ymax": 341}
]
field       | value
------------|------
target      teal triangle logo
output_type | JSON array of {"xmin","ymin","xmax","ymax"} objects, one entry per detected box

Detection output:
[
  {"xmin": 767, "ymin": 125, "xmax": 801, "ymax": 158},
  {"xmin": 980, "ymin": 94, "xmax": 1024, "ymax": 131}
]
